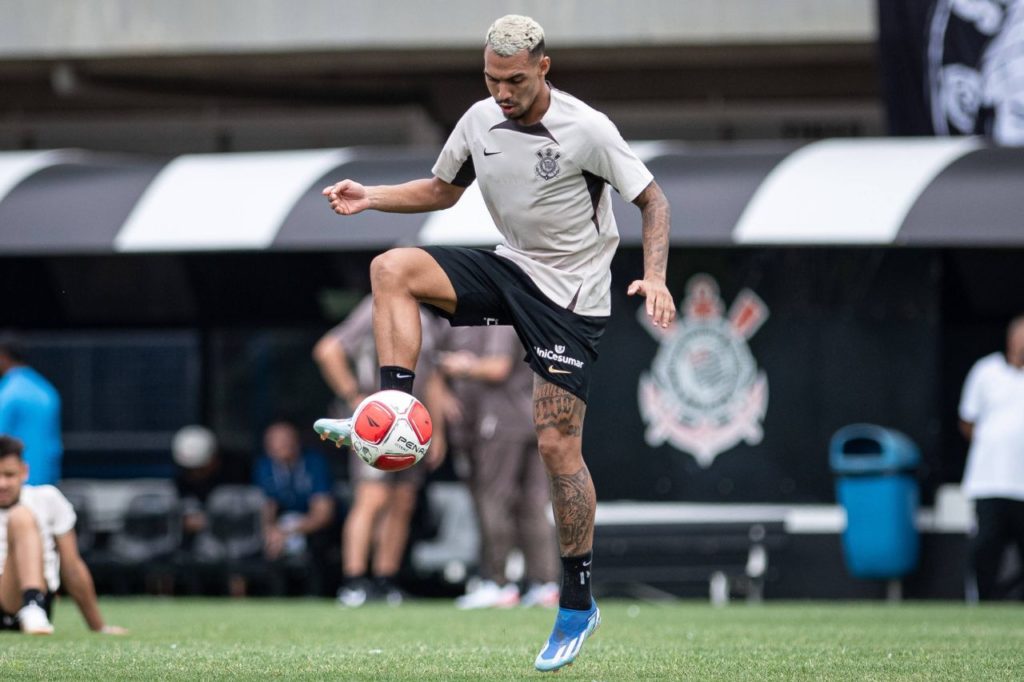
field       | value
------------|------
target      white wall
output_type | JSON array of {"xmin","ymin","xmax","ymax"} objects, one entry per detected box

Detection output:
[{"xmin": 0, "ymin": 0, "xmax": 875, "ymax": 58}]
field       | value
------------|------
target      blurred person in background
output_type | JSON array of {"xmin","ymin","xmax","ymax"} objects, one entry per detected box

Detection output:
[
  {"xmin": 959, "ymin": 313, "xmax": 1024, "ymax": 600},
  {"xmin": 172, "ymin": 425, "xmax": 235, "ymax": 549},
  {"xmin": 315, "ymin": 14, "xmax": 673, "ymax": 670},
  {"xmin": 0, "ymin": 333, "xmax": 63, "ymax": 486},
  {"xmin": 0, "ymin": 435, "xmax": 126, "ymax": 635},
  {"xmin": 253, "ymin": 420, "xmax": 335, "ymax": 562},
  {"xmin": 313, "ymin": 294, "xmax": 447, "ymax": 607},
  {"xmin": 439, "ymin": 326, "xmax": 559, "ymax": 610}
]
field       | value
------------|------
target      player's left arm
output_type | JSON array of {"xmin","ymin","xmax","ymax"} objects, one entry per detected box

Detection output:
[
  {"xmin": 55, "ymin": 530, "xmax": 127, "ymax": 634},
  {"xmin": 628, "ymin": 180, "xmax": 676, "ymax": 328},
  {"xmin": 292, "ymin": 494, "xmax": 335, "ymax": 536},
  {"xmin": 439, "ymin": 351, "xmax": 514, "ymax": 384}
]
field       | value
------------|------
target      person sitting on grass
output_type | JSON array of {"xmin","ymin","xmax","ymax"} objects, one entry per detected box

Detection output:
[{"xmin": 0, "ymin": 434, "xmax": 126, "ymax": 635}]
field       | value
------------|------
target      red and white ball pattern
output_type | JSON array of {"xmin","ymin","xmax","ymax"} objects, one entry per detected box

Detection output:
[{"xmin": 350, "ymin": 390, "xmax": 432, "ymax": 471}]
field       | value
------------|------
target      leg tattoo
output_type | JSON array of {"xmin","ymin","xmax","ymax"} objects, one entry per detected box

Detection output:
[
  {"xmin": 533, "ymin": 379, "xmax": 585, "ymax": 437},
  {"xmin": 549, "ymin": 466, "xmax": 596, "ymax": 555},
  {"xmin": 533, "ymin": 378, "xmax": 595, "ymax": 555}
]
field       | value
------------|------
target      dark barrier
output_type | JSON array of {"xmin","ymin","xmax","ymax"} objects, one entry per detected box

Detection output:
[{"xmin": 8, "ymin": 246, "xmax": 1023, "ymax": 503}]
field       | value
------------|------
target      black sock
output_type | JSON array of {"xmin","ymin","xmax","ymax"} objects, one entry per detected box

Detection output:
[
  {"xmin": 559, "ymin": 551, "xmax": 593, "ymax": 610},
  {"xmin": 373, "ymin": 574, "xmax": 397, "ymax": 590},
  {"xmin": 22, "ymin": 589, "xmax": 46, "ymax": 609},
  {"xmin": 380, "ymin": 366, "xmax": 415, "ymax": 393}
]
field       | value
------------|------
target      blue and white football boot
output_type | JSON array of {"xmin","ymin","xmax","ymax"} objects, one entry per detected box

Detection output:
[
  {"xmin": 534, "ymin": 600, "xmax": 601, "ymax": 672},
  {"xmin": 314, "ymin": 417, "xmax": 352, "ymax": 448}
]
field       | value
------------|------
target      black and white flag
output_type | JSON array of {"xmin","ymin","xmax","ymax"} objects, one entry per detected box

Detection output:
[{"xmin": 880, "ymin": 0, "xmax": 1024, "ymax": 145}]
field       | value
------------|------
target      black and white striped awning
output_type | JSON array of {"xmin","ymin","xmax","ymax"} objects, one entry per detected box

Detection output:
[{"xmin": 0, "ymin": 137, "xmax": 1021, "ymax": 255}]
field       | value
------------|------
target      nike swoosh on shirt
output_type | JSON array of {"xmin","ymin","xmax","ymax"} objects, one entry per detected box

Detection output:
[
  {"xmin": 547, "ymin": 365, "xmax": 572, "ymax": 375},
  {"xmin": 483, "ymin": 149, "xmax": 502, "ymax": 156}
]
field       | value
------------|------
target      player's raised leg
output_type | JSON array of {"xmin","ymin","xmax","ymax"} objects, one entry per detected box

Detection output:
[
  {"xmin": 371, "ymin": 247, "xmax": 457, "ymax": 370},
  {"xmin": 0, "ymin": 505, "xmax": 53, "ymax": 635},
  {"xmin": 531, "ymin": 377, "xmax": 600, "ymax": 672},
  {"xmin": 315, "ymin": 247, "xmax": 456, "ymax": 447}
]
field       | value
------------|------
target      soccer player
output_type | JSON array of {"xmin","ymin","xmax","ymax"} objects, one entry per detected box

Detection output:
[
  {"xmin": 314, "ymin": 294, "xmax": 448, "ymax": 606},
  {"xmin": 0, "ymin": 435, "xmax": 126, "ymax": 635},
  {"xmin": 314, "ymin": 14, "xmax": 674, "ymax": 671}
]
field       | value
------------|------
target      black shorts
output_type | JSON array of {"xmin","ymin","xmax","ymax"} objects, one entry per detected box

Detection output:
[
  {"xmin": 420, "ymin": 246, "xmax": 607, "ymax": 402},
  {"xmin": 0, "ymin": 593, "xmax": 54, "ymax": 631}
]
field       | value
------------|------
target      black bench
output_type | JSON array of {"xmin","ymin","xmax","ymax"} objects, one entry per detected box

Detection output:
[{"xmin": 593, "ymin": 520, "xmax": 787, "ymax": 602}]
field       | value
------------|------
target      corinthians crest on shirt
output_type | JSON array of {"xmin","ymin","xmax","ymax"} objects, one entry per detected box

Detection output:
[
  {"xmin": 638, "ymin": 274, "xmax": 769, "ymax": 468},
  {"xmin": 535, "ymin": 147, "xmax": 560, "ymax": 180}
]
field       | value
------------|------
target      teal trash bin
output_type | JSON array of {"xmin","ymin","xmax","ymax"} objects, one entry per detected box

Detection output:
[{"xmin": 829, "ymin": 424, "xmax": 920, "ymax": 579}]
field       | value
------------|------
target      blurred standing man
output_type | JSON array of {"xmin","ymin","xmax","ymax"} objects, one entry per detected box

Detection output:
[
  {"xmin": 0, "ymin": 334, "xmax": 62, "ymax": 486},
  {"xmin": 314, "ymin": 15, "xmax": 674, "ymax": 671},
  {"xmin": 440, "ymin": 326, "xmax": 559, "ymax": 609},
  {"xmin": 0, "ymin": 435, "xmax": 125, "ymax": 635},
  {"xmin": 959, "ymin": 314, "xmax": 1024, "ymax": 600},
  {"xmin": 313, "ymin": 294, "xmax": 447, "ymax": 607}
]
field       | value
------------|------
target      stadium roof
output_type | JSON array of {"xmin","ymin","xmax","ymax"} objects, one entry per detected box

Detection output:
[{"xmin": 1, "ymin": 137, "xmax": 1022, "ymax": 255}]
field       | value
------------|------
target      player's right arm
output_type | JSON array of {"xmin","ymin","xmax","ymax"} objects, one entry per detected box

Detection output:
[
  {"xmin": 312, "ymin": 334, "xmax": 363, "ymax": 411},
  {"xmin": 958, "ymin": 358, "xmax": 986, "ymax": 443},
  {"xmin": 322, "ymin": 177, "xmax": 464, "ymax": 215},
  {"xmin": 55, "ymin": 530, "xmax": 127, "ymax": 634},
  {"xmin": 421, "ymin": 370, "xmax": 449, "ymax": 471},
  {"xmin": 327, "ymin": 104, "xmax": 475, "ymax": 216}
]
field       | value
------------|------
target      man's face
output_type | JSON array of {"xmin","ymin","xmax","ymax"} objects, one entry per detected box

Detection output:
[
  {"xmin": 484, "ymin": 46, "xmax": 550, "ymax": 122},
  {"xmin": 0, "ymin": 454, "xmax": 27, "ymax": 508},
  {"xmin": 264, "ymin": 423, "xmax": 300, "ymax": 464},
  {"xmin": 1007, "ymin": 322, "xmax": 1024, "ymax": 368}
]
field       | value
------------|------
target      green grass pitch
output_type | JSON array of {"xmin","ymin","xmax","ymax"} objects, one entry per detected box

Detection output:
[{"xmin": 1, "ymin": 598, "xmax": 1022, "ymax": 680}]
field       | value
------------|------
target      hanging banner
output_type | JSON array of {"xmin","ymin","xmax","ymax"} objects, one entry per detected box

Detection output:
[{"xmin": 879, "ymin": 0, "xmax": 1024, "ymax": 145}]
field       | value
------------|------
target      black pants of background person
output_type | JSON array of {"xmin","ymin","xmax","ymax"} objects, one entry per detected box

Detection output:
[{"xmin": 971, "ymin": 498, "xmax": 1024, "ymax": 601}]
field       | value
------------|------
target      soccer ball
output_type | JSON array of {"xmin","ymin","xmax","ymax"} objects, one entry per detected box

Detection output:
[{"xmin": 350, "ymin": 390, "xmax": 432, "ymax": 471}]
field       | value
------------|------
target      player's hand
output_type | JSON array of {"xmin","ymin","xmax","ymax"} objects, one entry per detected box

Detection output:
[
  {"xmin": 322, "ymin": 179, "xmax": 371, "ymax": 215},
  {"xmin": 627, "ymin": 278, "xmax": 676, "ymax": 328},
  {"xmin": 264, "ymin": 526, "xmax": 285, "ymax": 560},
  {"xmin": 98, "ymin": 625, "xmax": 128, "ymax": 635},
  {"xmin": 345, "ymin": 393, "xmax": 367, "ymax": 413},
  {"xmin": 439, "ymin": 351, "xmax": 476, "ymax": 379},
  {"xmin": 425, "ymin": 431, "xmax": 447, "ymax": 471},
  {"xmin": 432, "ymin": 380, "xmax": 464, "ymax": 423}
]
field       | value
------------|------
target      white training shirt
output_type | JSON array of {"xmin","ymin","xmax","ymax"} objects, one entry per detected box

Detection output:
[
  {"xmin": 433, "ymin": 85, "xmax": 654, "ymax": 317},
  {"xmin": 958, "ymin": 352, "xmax": 1024, "ymax": 501},
  {"xmin": 0, "ymin": 485, "xmax": 76, "ymax": 592}
]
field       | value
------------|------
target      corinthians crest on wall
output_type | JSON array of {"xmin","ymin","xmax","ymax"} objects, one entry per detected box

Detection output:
[{"xmin": 638, "ymin": 274, "xmax": 769, "ymax": 468}]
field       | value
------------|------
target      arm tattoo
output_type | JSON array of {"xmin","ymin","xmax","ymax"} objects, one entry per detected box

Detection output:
[
  {"xmin": 549, "ymin": 465, "xmax": 596, "ymax": 555},
  {"xmin": 634, "ymin": 181, "xmax": 671, "ymax": 282}
]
